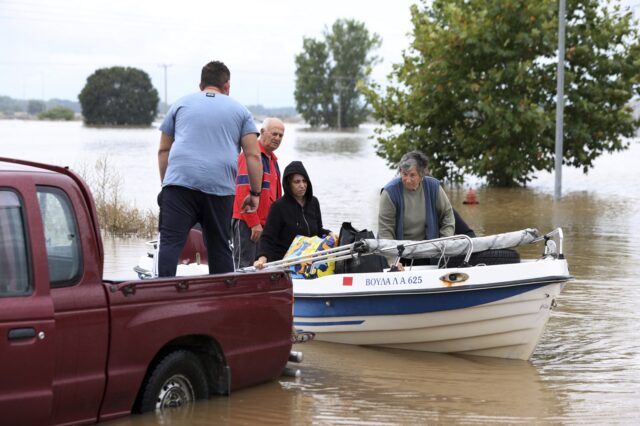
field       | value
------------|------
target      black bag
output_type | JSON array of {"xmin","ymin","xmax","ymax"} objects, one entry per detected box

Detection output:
[{"xmin": 335, "ymin": 222, "xmax": 388, "ymax": 274}]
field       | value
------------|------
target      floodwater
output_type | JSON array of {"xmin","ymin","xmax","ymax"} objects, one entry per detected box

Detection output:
[{"xmin": 2, "ymin": 119, "xmax": 640, "ymax": 423}]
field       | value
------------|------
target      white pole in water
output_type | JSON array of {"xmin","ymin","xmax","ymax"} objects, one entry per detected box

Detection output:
[
  {"xmin": 336, "ymin": 80, "xmax": 342, "ymax": 130},
  {"xmin": 159, "ymin": 64, "xmax": 172, "ymax": 115},
  {"xmin": 554, "ymin": 0, "xmax": 566, "ymax": 200}
]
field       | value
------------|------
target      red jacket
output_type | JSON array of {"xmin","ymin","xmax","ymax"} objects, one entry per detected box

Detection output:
[{"xmin": 232, "ymin": 142, "xmax": 281, "ymax": 228}]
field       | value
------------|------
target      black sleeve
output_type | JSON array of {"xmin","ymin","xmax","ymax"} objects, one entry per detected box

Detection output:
[{"xmin": 256, "ymin": 203, "xmax": 283, "ymax": 261}]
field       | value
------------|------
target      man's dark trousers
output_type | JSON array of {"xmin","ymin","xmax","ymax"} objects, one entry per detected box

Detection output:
[
  {"xmin": 158, "ymin": 185, "xmax": 234, "ymax": 277},
  {"xmin": 231, "ymin": 218, "xmax": 258, "ymax": 269}
]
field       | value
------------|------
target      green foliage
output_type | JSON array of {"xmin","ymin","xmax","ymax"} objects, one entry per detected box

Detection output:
[
  {"xmin": 38, "ymin": 106, "xmax": 75, "ymax": 121},
  {"xmin": 365, "ymin": 0, "xmax": 640, "ymax": 186},
  {"xmin": 294, "ymin": 19, "xmax": 381, "ymax": 128},
  {"xmin": 78, "ymin": 66, "xmax": 159, "ymax": 126}
]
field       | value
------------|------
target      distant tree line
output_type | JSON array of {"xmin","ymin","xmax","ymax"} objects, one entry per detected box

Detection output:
[
  {"xmin": 0, "ymin": 96, "xmax": 81, "ymax": 114},
  {"xmin": 1, "ymin": 95, "xmax": 299, "ymax": 123}
]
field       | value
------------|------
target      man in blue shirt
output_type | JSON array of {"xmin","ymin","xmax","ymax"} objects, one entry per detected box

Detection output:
[{"xmin": 157, "ymin": 60, "xmax": 263, "ymax": 276}]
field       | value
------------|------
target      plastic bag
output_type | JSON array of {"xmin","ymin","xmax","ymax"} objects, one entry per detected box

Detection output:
[{"xmin": 283, "ymin": 235, "xmax": 336, "ymax": 279}]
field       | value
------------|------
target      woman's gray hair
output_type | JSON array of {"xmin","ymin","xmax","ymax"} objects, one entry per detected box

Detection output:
[{"xmin": 398, "ymin": 151, "xmax": 429, "ymax": 177}]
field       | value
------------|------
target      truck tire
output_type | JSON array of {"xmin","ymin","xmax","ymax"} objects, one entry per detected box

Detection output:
[{"xmin": 137, "ymin": 350, "xmax": 208, "ymax": 414}]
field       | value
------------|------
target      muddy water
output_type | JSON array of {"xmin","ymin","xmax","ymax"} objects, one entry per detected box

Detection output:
[
  {"xmin": 2, "ymin": 120, "xmax": 640, "ymax": 423},
  {"xmin": 109, "ymin": 186, "xmax": 640, "ymax": 425}
]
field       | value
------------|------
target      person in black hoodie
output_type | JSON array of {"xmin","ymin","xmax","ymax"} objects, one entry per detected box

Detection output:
[{"xmin": 254, "ymin": 161, "xmax": 335, "ymax": 269}]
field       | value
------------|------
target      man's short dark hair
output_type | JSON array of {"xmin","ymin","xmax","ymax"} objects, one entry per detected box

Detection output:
[{"xmin": 201, "ymin": 61, "xmax": 230, "ymax": 90}]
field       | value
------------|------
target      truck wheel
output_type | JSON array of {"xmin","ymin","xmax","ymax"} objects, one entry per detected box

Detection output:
[{"xmin": 138, "ymin": 350, "xmax": 208, "ymax": 414}]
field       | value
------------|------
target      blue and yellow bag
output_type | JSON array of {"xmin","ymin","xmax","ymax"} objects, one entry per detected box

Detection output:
[{"xmin": 283, "ymin": 235, "xmax": 336, "ymax": 279}]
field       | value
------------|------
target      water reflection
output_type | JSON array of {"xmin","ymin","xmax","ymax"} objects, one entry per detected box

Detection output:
[
  {"xmin": 293, "ymin": 127, "xmax": 370, "ymax": 155},
  {"xmin": 288, "ymin": 343, "xmax": 564, "ymax": 424},
  {"xmin": 448, "ymin": 188, "xmax": 640, "ymax": 277},
  {"xmin": 102, "ymin": 235, "xmax": 148, "ymax": 281},
  {"xmin": 107, "ymin": 342, "xmax": 564, "ymax": 425}
]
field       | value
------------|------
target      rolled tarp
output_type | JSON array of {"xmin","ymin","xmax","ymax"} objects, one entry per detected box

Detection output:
[{"xmin": 361, "ymin": 228, "xmax": 541, "ymax": 259}]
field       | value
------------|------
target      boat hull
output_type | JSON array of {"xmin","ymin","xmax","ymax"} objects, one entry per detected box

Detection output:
[{"xmin": 293, "ymin": 260, "xmax": 570, "ymax": 360}]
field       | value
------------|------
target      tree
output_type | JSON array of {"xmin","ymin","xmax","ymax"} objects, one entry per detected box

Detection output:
[
  {"xmin": 79, "ymin": 66, "xmax": 159, "ymax": 126},
  {"xmin": 294, "ymin": 19, "xmax": 381, "ymax": 128},
  {"xmin": 38, "ymin": 106, "xmax": 75, "ymax": 121},
  {"xmin": 364, "ymin": 0, "xmax": 640, "ymax": 186}
]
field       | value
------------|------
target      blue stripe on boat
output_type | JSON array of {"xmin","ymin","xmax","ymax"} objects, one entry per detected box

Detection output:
[
  {"xmin": 294, "ymin": 320, "xmax": 365, "ymax": 326},
  {"xmin": 294, "ymin": 283, "xmax": 546, "ymax": 317}
]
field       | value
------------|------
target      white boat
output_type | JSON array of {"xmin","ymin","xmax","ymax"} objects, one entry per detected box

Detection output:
[
  {"xmin": 135, "ymin": 228, "xmax": 571, "ymax": 360},
  {"xmin": 282, "ymin": 228, "xmax": 570, "ymax": 360}
]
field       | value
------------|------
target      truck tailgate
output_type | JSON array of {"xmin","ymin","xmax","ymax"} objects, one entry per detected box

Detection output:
[{"xmin": 100, "ymin": 270, "xmax": 292, "ymax": 418}]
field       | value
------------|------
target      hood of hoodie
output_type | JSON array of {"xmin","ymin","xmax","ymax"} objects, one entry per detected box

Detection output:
[{"xmin": 282, "ymin": 160, "xmax": 313, "ymax": 203}]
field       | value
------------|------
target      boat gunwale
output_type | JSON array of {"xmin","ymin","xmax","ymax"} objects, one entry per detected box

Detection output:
[{"xmin": 294, "ymin": 275, "xmax": 573, "ymax": 298}]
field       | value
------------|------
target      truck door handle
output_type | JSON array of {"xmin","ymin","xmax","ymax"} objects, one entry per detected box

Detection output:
[{"xmin": 8, "ymin": 327, "xmax": 36, "ymax": 340}]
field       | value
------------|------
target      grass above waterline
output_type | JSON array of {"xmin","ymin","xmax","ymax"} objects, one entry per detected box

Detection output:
[{"xmin": 77, "ymin": 156, "xmax": 158, "ymax": 238}]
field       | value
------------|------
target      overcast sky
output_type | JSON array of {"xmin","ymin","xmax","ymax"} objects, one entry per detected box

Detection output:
[{"xmin": 0, "ymin": 0, "xmax": 418, "ymax": 107}]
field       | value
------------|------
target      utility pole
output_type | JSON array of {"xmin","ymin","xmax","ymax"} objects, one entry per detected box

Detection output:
[
  {"xmin": 158, "ymin": 64, "xmax": 172, "ymax": 115},
  {"xmin": 336, "ymin": 80, "xmax": 342, "ymax": 130},
  {"xmin": 41, "ymin": 72, "xmax": 46, "ymax": 111},
  {"xmin": 554, "ymin": 0, "xmax": 566, "ymax": 200},
  {"xmin": 332, "ymin": 75, "xmax": 359, "ymax": 129}
]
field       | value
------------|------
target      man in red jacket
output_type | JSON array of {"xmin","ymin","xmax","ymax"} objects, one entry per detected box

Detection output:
[{"xmin": 231, "ymin": 117, "xmax": 285, "ymax": 268}]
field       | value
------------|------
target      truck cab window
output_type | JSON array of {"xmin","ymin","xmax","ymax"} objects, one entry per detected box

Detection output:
[
  {"xmin": 0, "ymin": 190, "xmax": 30, "ymax": 296},
  {"xmin": 36, "ymin": 187, "xmax": 82, "ymax": 287}
]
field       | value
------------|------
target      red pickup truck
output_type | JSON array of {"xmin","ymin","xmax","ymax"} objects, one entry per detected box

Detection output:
[{"xmin": 0, "ymin": 157, "xmax": 293, "ymax": 425}]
